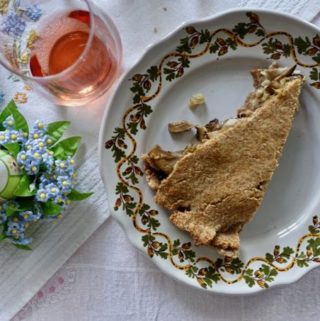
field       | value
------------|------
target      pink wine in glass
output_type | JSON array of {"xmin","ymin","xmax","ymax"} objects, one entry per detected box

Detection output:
[{"xmin": 29, "ymin": 10, "xmax": 119, "ymax": 104}]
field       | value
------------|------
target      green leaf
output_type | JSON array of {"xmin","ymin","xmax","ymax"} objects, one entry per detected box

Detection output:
[
  {"xmin": 0, "ymin": 100, "xmax": 29, "ymax": 133},
  {"xmin": 244, "ymin": 275, "xmax": 255, "ymax": 287},
  {"xmin": 41, "ymin": 202, "xmax": 62, "ymax": 216},
  {"xmin": 199, "ymin": 29, "xmax": 211, "ymax": 44},
  {"xmin": 173, "ymin": 239, "xmax": 180, "ymax": 248},
  {"xmin": 206, "ymin": 266, "xmax": 220, "ymax": 283},
  {"xmin": 309, "ymin": 225, "xmax": 318, "ymax": 233},
  {"xmin": 14, "ymin": 175, "xmax": 36, "ymax": 197},
  {"xmin": 269, "ymin": 268, "xmax": 278, "ymax": 278},
  {"xmin": 147, "ymin": 66, "xmax": 159, "ymax": 81},
  {"xmin": 312, "ymin": 54, "xmax": 320, "ymax": 63},
  {"xmin": 115, "ymin": 182, "xmax": 129, "ymax": 194},
  {"xmin": 0, "ymin": 101, "xmax": 14, "ymax": 130},
  {"xmin": 46, "ymin": 121, "xmax": 71, "ymax": 144},
  {"xmin": 245, "ymin": 268, "xmax": 253, "ymax": 276},
  {"xmin": 229, "ymin": 258, "xmax": 245, "ymax": 274},
  {"xmin": 16, "ymin": 198, "xmax": 35, "ymax": 211},
  {"xmin": 260, "ymin": 264, "xmax": 271, "ymax": 275},
  {"xmin": 184, "ymin": 251, "xmax": 195, "ymax": 262},
  {"xmin": 0, "ymin": 234, "xmax": 6, "ymax": 242},
  {"xmin": 14, "ymin": 244, "xmax": 32, "ymax": 251},
  {"xmin": 139, "ymin": 203, "xmax": 150, "ymax": 214},
  {"xmin": 6, "ymin": 204, "xmax": 19, "ymax": 216},
  {"xmin": 68, "ymin": 189, "xmax": 93, "ymax": 201},
  {"xmin": 265, "ymin": 252, "xmax": 274, "ymax": 263},
  {"xmin": 148, "ymin": 217, "xmax": 160, "ymax": 230},
  {"xmin": 2, "ymin": 143, "xmax": 21, "ymax": 157},
  {"xmin": 232, "ymin": 22, "xmax": 248, "ymax": 39},
  {"xmin": 281, "ymin": 246, "xmax": 294, "ymax": 259},
  {"xmin": 176, "ymin": 36, "xmax": 192, "ymax": 53},
  {"xmin": 51, "ymin": 136, "xmax": 81, "ymax": 159},
  {"xmin": 307, "ymin": 238, "xmax": 320, "ymax": 257},
  {"xmin": 158, "ymin": 251, "xmax": 168, "ymax": 259},
  {"xmin": 186, "ymin": 265, "xmax": 198, "ymax": 278},
  {"xmin": 127, "ymin": 122, "xmax": 138, "ymax": 135},
  {"xmin": 294, "ymin": 36, "xmax": 311, "ymax": 54},
  {"xmin": 310, "ymin": 68, "xmax": 319, "ymax": 81},
  {"xmin": 256, "ymin": 28, "xmax": 266, "ymax": 37},
  {"xmin": 226, "ymin": 38, "xmax": 237, "ymax": 50},
  {"xmin": 210, "ymin": 42, "xmax": 219, "ymax": 54},
  {"xmin": 296, "ymin": 252, "xmax": 309, "ymax": 267},
  {"xmin": 283, "ymin": 44, "xmax": 292, "ymax": 57},
  {"xmin": 142, "ymin": 234, "xmax": 155, "ymax": 247}
]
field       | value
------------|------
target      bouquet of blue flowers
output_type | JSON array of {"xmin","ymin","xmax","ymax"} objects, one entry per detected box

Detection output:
[{"xmin": 0, "ymin": 101, "xmax": 91, "ymax": 250}]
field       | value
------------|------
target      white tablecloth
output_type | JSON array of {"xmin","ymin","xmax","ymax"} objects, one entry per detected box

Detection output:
[{"xmin": 5, "ymin": 0, "xmax": 320, "ymax": 320}]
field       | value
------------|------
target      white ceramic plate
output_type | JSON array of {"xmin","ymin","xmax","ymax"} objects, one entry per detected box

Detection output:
[{"xmin": 99, "ymin": 9, "xmax": 320, "ymax": 294}]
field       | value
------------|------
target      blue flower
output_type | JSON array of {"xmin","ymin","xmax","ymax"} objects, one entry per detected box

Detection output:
[
  {"xmin": 53, "ymin": 193, "xmax": 68, "ymax": 207},
  {"xmin": 19, "ymin": 154, "xmax": 40, "ymax": 175},
  {"xmin": 45, "ymin": 183, "xmax": 60, "ymax": 198},
  {"xmin": 30, "ymin": 129, "xmax": 46, "ymax": 140},
  {"xmin": 2, "ymin": 13, "xmax": 26, "ymax": 37},
  {"xmin": 2, "ymin": 200, "xmax": 19, "ymax": 210},
  {"xmin": 32, "ymin": 120, "xmax": 47, "ymax": 132},
  {"xmin": 28, "ymin": 138, "xmax": 48, "ymax": 154},
  {"xmin": 17, "ymin": 143, "xmax": 53, "ymax": 175},
  {"xmin": 0, "ymin": 131, "xmax": 9, "ymax": 144},
  {"xmin": 0, "ymin": 129, "xmax": 26, "ymax": 145},
  {"xmin": 55, "ymin": 158, "xmax": 75, "ymax": 176},
  {"xmin": 28, "ymin": 161, "xmax": 40, "ymax": 174},
  {"xmin": 42, "ymin": 152, "xmax": 54, "ymax": 171},
  {"xmin": 57, "ymin": 175, "xmax": 73, "ymax": 194},
  {"xmin": 17, "ymin": 130, "xmax": 28, "ymax": 144},
  {"xmin": 6, "ymin": 220, "xmax": 26, "ymax": 240},
  {"xmin": 25, "ymin": 5, "xmax": 42, "ymax": 22},
  {"xmin": 17, "ymin": 150, "xmax": 27, "ymax": 164},
  {"xmin": 39, "ymin": 173, "xmax": 52, "ymax": 187},
  {"xmin": 36, "ymin": 188, "xmax": 49, "ymax": 202},
  {"xmin": 3, "ymin": 116, "xmax": 15, "ymax": 129},
  {"xmin": 19, "ymin": 210, "xmax": 41, "ymax": 222}
]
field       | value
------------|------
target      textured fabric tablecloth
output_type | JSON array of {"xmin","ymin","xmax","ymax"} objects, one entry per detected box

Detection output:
[{"xmin": 1, "ymin": 0, "xmax": 319, "ymax": 320}]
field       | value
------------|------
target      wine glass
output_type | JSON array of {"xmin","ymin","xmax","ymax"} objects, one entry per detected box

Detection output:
[{"xmin": 0, "ymin": 0, "xmax": 122, "ymax": 106}]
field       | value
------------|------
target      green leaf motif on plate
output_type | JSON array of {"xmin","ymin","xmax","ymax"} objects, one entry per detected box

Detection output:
[
  {"xmin": 210, "ymin": 37, "xmax": 238, "ymax": 56},
  {"xmin": 172, "ymin": 240, "xmax": 196, "ymax": 263},
  {"xmin": 142, "ymin": 233, "xmax": 168, "ymax": 259},
  {"xmin": 106, "ymin": 11, "xmax": 320, "ymax": 292},
  {"xmin": 262, "ymin": 38, "xmax": 291, "ymax": 60},
  {"xmin": 122, "ymin": 155, "xmax": 143, "ymax": 185},
  {"xmin": 138, "ymin": 203, "xmax": 160, "ymax": 231},
  {"xmin": 163, "ymin": 56, "xmax": 190, "ymax": 81},
  {"xmin": 232, "ymin": 12, "xmax": 265, "ymax": 39},
  {"xmin": 265, "ymin": 245, "xmax": 294, "ymax": 264},
  {"xmin": 105, "ymin": 127, "xmax": 127, "ymax": 163},
  {"xmin": 114, "ymin": 182, "xmax": 137, "ymax": 216},
  {"xmin": 309, "ymin": 215, "xmax": 320, "ymax": 233}
]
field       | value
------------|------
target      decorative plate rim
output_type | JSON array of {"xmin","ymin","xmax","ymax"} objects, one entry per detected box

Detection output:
[{"xmin": 98, "ymin": 8, "xmax": 320, "ymax": 294}]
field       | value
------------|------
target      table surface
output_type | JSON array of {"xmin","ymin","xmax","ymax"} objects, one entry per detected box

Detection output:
[{"xmin": 4, "ymin": 0, "xmax": 320, "ymax": 320}]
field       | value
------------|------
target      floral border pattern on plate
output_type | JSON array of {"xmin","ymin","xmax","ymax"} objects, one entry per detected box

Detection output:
[{"xmin": 105, "ymin": 12, "xmax": 320, "ymax": 289}]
